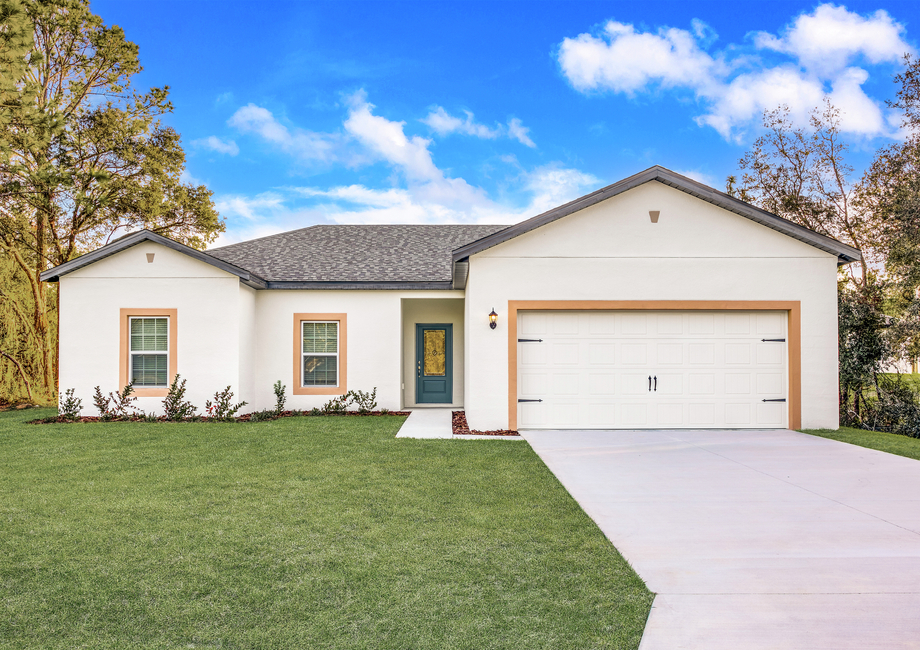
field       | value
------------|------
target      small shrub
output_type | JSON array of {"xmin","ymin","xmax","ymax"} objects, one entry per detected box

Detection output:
[
  {"xmin": 248, "ymin": 409, "xmax": 277, "ymax": 422},
  {"xmin": 310, "ymin": 407, "xmax": 322, "ymax": 416},
  {"xmin": 109, "ymin": 384, "xmax": 138, "ymax": 419},
  {"xmin": 322, "ymin": 394, "xmax": 349, "ymax": 414},
  {"xmin": 205, "ymin": 386, "xmax": 247, "ymax": 421},
  {"xmin": 58, "ymin": 389, "xmax": 82, "ymax": 420},
  {"xmin": 380, "ymin": 408, "xmax": 390, "ymax": 415},
  {"xmin": 93, "ymin": 386, "xmax": 113, "ymax": 420},
  {"xmin": 349, "ymin": 387, "xmax": 377, "ymax": 413},
  {"xmin": 162, "ymin": 375, "xmax": 198, "ymax": 421},
  {"xmin": 142, "ymin": 412, "xmax": 158, "ymax": 422},
  {"xmin": 273, "ymin": 380, "xmax": 286, "ymax": 414}
]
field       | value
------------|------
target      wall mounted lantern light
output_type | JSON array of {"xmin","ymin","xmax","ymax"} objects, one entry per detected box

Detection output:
[{"xmin": 489, "ymin": 308, "xmax": 498, "ymax": 330}]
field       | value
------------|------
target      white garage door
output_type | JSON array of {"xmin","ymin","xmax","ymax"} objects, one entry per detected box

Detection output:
[{"xmin": 517, "ymin": 311, "xmax": 788, "ymax": 429}]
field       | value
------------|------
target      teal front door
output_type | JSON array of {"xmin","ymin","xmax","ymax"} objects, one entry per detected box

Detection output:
[{"xmin": 416, "ymin": 324, "xmax": 452, "ymax": 404}]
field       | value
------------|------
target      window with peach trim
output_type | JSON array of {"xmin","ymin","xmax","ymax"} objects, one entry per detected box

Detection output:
[
  {"xmin": 119, "ymin": 308, "xmax": 178, "ymax": 397},
  {"xmin": 292, "ymin": 313, "xmax": 347, "ymax": 395}
]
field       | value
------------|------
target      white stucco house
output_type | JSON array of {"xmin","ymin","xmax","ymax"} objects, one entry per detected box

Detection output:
[{"xmin": 41, "ymin": 166, "xmax": 861, "ymax": 430}]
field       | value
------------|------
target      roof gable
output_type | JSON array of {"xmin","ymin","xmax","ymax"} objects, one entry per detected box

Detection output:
[
  {"xmin": 451, "ymin": 166, "xmax": 862, "ymax": 266},
  {"xmin": 39, "ymin": 230, "xmax": 267, "ymax": 288}
]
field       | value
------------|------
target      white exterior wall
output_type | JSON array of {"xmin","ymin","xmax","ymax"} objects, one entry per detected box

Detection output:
[
  {"xmin": 464, "ymin": 182, "xmax": 841, "ymax": 431},
  {"xmin": 59, "ymin": 241, "xmax": 243, "ymax": 415},
  {"xmin": 238, "ymin": 285, "xmax": 257, "ymax": 406},
  {"xmin": 249, "ymin": 290, "xmax": 465, "ymax": 412},
  {"xmin": 401, "ymin": 298, "xmax": 465, "ymax": 408}
]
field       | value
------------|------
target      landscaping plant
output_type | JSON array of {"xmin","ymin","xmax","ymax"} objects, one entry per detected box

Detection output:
[
  {"xmin": 273, "ymin": 380, "xmax": 286, "ymax": 414},
  {"xmin": 58, "ymin": 389, "xmax": 82, "ymax": 420},
  {"xmin": 205, "ymin": 386, "xmax": 247, "ymax": 421},
  {"xmin": 92, "ymin": 386, "xmax": 113, "ymax": 420},
  {"xmin": 162, "ymin": 375, "xmax": 198, "ymax": 421},
  {"xmin": 322, "ymin": 394, "xmax": 349, "ymax": 414},
  {"xmin": 109, "ymin": 384, "xmax": 139, "ymax": 419},
  {"xmin": 350, "ymin": 387, "xmax": 377, "ymax": 413}
]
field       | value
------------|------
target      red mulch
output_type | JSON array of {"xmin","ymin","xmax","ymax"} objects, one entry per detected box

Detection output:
[
  {"xmin": 452, "ymin": 411, "xmax": 520, "ymax": 437},
  {"xmin": 28, "ymin": 410, "xmax": 411, "ymax": 425}
]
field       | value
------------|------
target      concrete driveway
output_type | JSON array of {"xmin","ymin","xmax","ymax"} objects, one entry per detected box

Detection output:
[{"xmin": 521, "ymin": 429, "xmax": 920, "ymax": 649}]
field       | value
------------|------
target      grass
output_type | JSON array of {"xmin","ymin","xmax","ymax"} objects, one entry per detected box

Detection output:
[
  {"xmin": 801, "ymin": 425, "xmax": 920, "ymax": 462},
  {"xmin": 0, "ymin": 408, "xmax": 652, "ymax": 650}
]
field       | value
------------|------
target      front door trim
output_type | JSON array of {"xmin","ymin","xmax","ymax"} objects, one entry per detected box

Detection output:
[
  {"xmin": 416, "ymin": 323, "xmax": 453, "ymax": 404},
  {"xmin": 507, "ymin": 301, "xmax": 801, "ymax": 430}
]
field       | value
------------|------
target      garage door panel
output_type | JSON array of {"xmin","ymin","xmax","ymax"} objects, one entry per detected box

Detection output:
[
  {"xmin": 588, "ymin": 342, "xmax": 616, "ymax": 364},
  {"xmin": 657, "ymin": 374, "xmax": 683, "ymax": 395},
  {"xmin": 689, "ymin": 343, "xmax": 715, "ymax": 365},
  {"xmin": 656, "ymin": 313, "xmax": 683, "ymax": 334},
  {"xmin": 519, "ymin": 402, "xmax": 546, "ymax": 427},
  {"xmin": 757, "ymin": 402, "xmax": 785, "ymax": 426},
  {"xmin": 725, "ymin": 403, "xmax": 752, "ymax": 425},
  {"xmin": 757, "ymin": 373, "xmax": 784, "ymax": 395},
  {"xmin": 588, "ymin": 373, "xmax": 616, "ymax": 395},
  {"xmin": 656, "ymin": 343, "xmax": 683, "ymax": 364},
  {"xmin": 656, "ymin": 403, "xmax": 683, "ymax": 426},
  {"xmin": 757, "ymin": 312, "xmax": 785, "ymax": 334},
  {"xmin": 521, "ymin": 313, "xmax": 548, "ymax": 336},
  {"xmin": 519, "ymin": 372, "xmax": 547, "ymax": 396},
  {"xmin": 588, "ymin": 402, "xmax": 616, "ymax": 425},
  {"xmin": 725, "ymin": 313, "xmax": 752, "ymax": 334},
  {"xmin": 520, "ymin": 344, "xmax": 547, "ymax": 365},
  {"xmin": 552, "ymin": 313, "xmax": 580, "ymax": 334},
  {"xmin": 518, "ymin": 310, "xmax": 788, "ymax": 430},
  {"xmin": 688, "ymin": 313, "xmax": 715, "ymax": 334},
  {"xmin": 725, "ymin": 373, "xmax": 752, "ymax": 395},
  {"xmin": 621, "ymin": 403, "xmax": 649, "ymax": 425},
  {"xmin": 621, "ymin": 313, "xmax": 649, "ymax": 334},
  {"xmin": 588, "ymin": 312, "xmax": 617, "ymax": 334},
  {"xmin": 552, "ymin": 343, "xmax": 579, "ymax": 364},
  {"xmin": 689, "ymin": 402, "xmax": 716, "ymax": 425},
  {"xmin": 757, "ymin": 344, "xmax": 784, "ymax": 365},
  {"xmin": 621, "ymin": 343, "xmax": 648, "ymax": 364},
  {"xmin": 725, "ymin": 343, "xmax": 752, "ymax": 364},
  {"xmin": 622, "ymin": 373, "xmax": 649, "ymax": 395},
  {"xmin": 552, "ymin": 373, "xmax": 580, "ymax": 395}
]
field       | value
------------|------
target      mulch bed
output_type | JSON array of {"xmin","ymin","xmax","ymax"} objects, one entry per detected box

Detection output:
[
  {"xmin": 452, "ymin": 411, "xmax": 520, "ymax": 437},
  {"xmin": 28, "ymin": 410, "xmax": 411, "ymax": 425}
]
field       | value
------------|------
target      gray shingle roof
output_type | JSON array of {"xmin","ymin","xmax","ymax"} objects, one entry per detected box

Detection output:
[{"xmin": 207, "ymin": 224, "xmax": 508, "ymax": 283}]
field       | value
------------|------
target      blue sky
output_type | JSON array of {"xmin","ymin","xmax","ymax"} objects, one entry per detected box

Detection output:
[{"xmin": 93, "ymin": 0, "xmax": 919, "ymax": 246}]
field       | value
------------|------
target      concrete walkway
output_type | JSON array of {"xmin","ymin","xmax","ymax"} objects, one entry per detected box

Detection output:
[
  {"xmin": 521, "ymin": 428, "xmax": 920, "ymax": 649},
  {"xmin": 395, "ymin": 408, "xmax": 453, "ymax": 438}
]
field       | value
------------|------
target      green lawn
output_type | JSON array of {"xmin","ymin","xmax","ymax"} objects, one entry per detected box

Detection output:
[
  {"xmin": 0, "ymin": 408, "xmax": 652, "ymax": 650},
  {"xmin": 801, "ymin": 425, "xmax": 920, "ymax": 462}
]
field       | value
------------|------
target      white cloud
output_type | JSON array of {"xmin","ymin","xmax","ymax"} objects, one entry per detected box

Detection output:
[
  {"xmin": 753, "ymin": 5, "xmax": 909, "ymax": 76},
  {"xmin": 228, "ymin": 103, "xmax": 343, "ymax": 162},
  {"xmin": 557, "ymin": 4, "xmax": 909, "ymax": 140},
  {"xmin": 212, "ymin": 92, "xmax": 598, "ymax": 245},
  {"xmin": 672, "ymin": 168, "xmax": 719, "ymax": 187},
  {"xmin": 507, "ymin": 118, "xmax": 536, "ymax": 148},
  {"xmin": 421, "ymin": 107, "xmax": 501, "ymax": 138},
  {"xmin": 193, "ymin": 135, "xmax": 239, "ymax": 156},
  {"xmin": 421, "ymin": 107, "xmax": 537, "ymax": 147},
  {"xmin": 558, "ymin": 20, "xmax": 724, "ymax": 94}
]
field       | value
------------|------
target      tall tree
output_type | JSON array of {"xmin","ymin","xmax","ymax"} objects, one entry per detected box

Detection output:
[
  {"xmin": 734, "ymin": 101, "xmax": 874, "ymax": 286},
  {"xmin": 0, "ymin": 0, "xmax": 223, "ymax": 400}
]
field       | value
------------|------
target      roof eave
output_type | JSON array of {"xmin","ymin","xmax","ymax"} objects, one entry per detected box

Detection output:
[
  {"xmin": 39, "ymin": 230, "xmax": 267, "ymax": 288},
  {"xmin": 451, "ymin": 166, "xmax": 863, "ymax": 265}
]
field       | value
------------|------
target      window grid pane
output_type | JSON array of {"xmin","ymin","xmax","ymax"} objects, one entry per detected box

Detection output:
[
  {"xmin": 132, "ymin": 353, "xmax": 168, "ymax": 386},
  {"xmin": 303, "ymin": 322, "xmax": 337, "ymax": 354},
  {"xmin": 303, "ymin": 355, "xmax": 337, "ymax": 386},
  {"xmin": 130, "ymin": 318, "xmax": 168, "ymax": 352}
]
